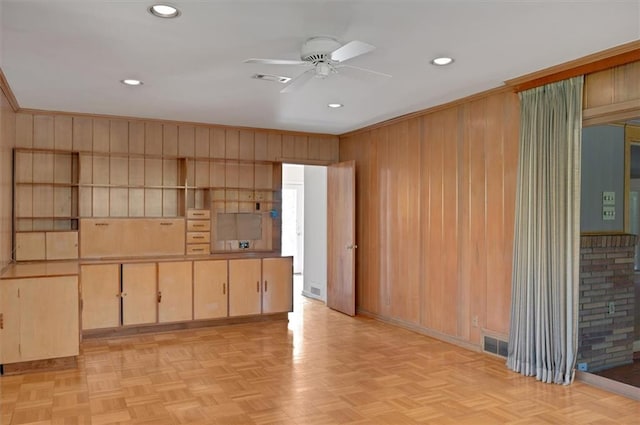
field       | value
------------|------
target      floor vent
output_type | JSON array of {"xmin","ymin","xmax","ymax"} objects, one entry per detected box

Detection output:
[
  {"xmin": 484, "ymin": 336, "xmax": 508, "ymax": 358},
  {"xmin": 310, "ymin": 286, "xmax": 321, "ymax": 296}
]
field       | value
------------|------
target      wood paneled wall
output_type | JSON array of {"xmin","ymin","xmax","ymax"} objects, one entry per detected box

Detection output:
[
  {"xmin": 0, "ymin": 89, "xmax": 16, "ymax": 271},
  {"xmin": 583, "ymin": 60, "xmax": 640, "ymax": 126},
  {"xmin": 14, "ymin": 112, "xmax": 338, "ymax": 162},
  {"xmin": 339, "ymin": 90, "xmax": 519, "ymax": 346}
]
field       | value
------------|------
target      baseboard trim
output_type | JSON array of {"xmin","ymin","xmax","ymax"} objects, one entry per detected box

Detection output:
[
  {"xmin": 2, "ymin": 356, "xmax": 77, "ymax": 376},
  {"xmin": 356, "ymin": 308, "xmax": 481, "ymax": 353},
  {"xmin": 83, "ymin": 313, "xmax": 289, "ymax": 339},
  {"xmin": 576, "ymin": 370, "xmax": 640, "ymax": 401}
]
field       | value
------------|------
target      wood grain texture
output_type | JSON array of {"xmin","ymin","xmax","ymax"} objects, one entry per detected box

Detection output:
[
  {"xmin": 122, "ymin": 263, "xmax": 157, "ymax": 326},
  {"xmin": 157, "ymin": 261, "xmax": 193, "ymax": 323},
  {"xmin": 339, "ymin": 90, "xmax": 519, "ymax": 346},
  {"xmin": 228, "ymin": 258, "xmax": 261, "ymax": 316},
  {"xmin": 327, "ymin": 161, "xmax": 356, "ymax": 316},
  {"xmin": 584, "ymin": 60, "xmax": 640, "ymax": 124},
  {"xmin": 2, "ymin": 293, "xmax": 638, "ymax": 425},
  {"xmin": 193, "ymin": 260, "xmax": 228, "ymax": 319},
  {"xmin": 81, "ymin": 263, "xmax": 120, "ymax": 330},
  {"xmin": 262, "ymin": 256, "xmax": 293, "ymax": 314}
]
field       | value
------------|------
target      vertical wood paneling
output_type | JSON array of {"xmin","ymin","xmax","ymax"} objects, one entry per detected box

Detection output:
[
  {"xmin": 210, "ymin": 128, "xmax": 225, "ymax": 158},
  {"xmin": 340, "ymin": 90, "xmax": 520, "ymax": 347},
  {"xmin": 195, "ymin": 127, "xmax": 209, "ymax": 159},
  {"xmin": 239, "ymin": 130, "xmax": 254, "ymax": 160},
  {"xmin": 72, "ymin": 117, "xmax": 92, "ymax": 152},
  {"xmin": 294, "ymin": 136, "xmax": 308, "ymax": 159},
  {"xmin": 0, "ymin": 91, "xmax": 16, "ymax": 268},
  {"xmin": 110, "ymin": 120, "xmax": 129, "ymax": 154},
  {"xmin": 129, "ymin": 121, "xmax": 145, "ymax": 155},
  {"xmin": 145, "ymin": 122, "xmax": 162, "ymax": 156},
  {"xmin": 584, "ymin": 60, "xmax": 640, "ymax": 110},
  {"xmin": 163, "ymin": 124, "xmax": 178, "ymax": 157},
  {"xmin": 225, "ymin": 130, "xmax": 239, "ymax": 159},
  {"xmin": 178, "ymin": 125, "xmax": 195, "ymax": 158},
  {"xmin": 254, "ymin": 132, "xmax": 268, "ymax": 161},
  {"xmin": 54, "ymin": 116, "xmax": 72, "ymax": 151},
  {"xmin": 282, "ymin": 135, "xmax": 295, "ymax": 159},
  {"xmin": 267, "ymin": 133, "xmax": 282, "ymax": 161},
  {"xmin": 92, "ymin": 118, "xmax": 110, "ymax": 153},
  {"xmin": 33, "ymin": 115, "xmax": 54, "ymax": 149},
  {"xmin": 15, "ymin": 113, "xmax": 33, "ymax": 148}
]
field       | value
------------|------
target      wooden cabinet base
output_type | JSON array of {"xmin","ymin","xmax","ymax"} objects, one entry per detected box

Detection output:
[
  {"xmin": 82, "ymin": 312, "xmax": 288, "ymax": 339},
  {"xmin": 1, "ymin": 356, "xmax": 77, "ymax": 376}
]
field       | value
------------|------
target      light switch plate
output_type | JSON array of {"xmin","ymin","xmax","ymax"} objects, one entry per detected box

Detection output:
[
  {"xmin": 602, "ymin": 206, "xmax": 615, "ymax": 221},
  {"xmin": 602, "ymin": 191, "xmax": 615, "ymax": 206}
]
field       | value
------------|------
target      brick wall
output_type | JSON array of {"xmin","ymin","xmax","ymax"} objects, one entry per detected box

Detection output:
[{"xmin": 578, "ymin": 234, "xmax": 636, "ymax": 372}]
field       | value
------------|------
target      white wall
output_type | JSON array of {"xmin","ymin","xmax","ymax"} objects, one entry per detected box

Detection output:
[{"xmin": 302, "ymin": 165, "xmax": 327, "ymax": 301}]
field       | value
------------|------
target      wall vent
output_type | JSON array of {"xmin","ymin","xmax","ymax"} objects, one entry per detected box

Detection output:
[
  {"xmin": 310, "ymin": 286, "xmax": 321, "ymax": 296},
  {"xmin": 484, "ymin": 335, "xmax": 508, "ymax": 358}
]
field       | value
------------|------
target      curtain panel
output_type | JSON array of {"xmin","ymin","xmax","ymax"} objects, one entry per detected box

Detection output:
[{"xmin": 507, "ymin": 76, "xmax": 583, "ymax": 385}]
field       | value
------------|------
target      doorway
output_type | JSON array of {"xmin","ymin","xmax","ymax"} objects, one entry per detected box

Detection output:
[{"xmin": 282, "ymin": 164, "xmax": 328, "ymax": 302}]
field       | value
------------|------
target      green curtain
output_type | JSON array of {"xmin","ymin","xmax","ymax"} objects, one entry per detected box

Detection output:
[{"xmin": 507, "ymin": 76, "xmax": 583, "ymax": 385}]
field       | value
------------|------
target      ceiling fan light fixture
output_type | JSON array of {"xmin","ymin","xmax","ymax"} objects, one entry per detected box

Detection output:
[
  {"xmin": 328, "ymin": 103, "xmax": 343, "ymax": 109},
  {"xmin": 431, "ymin": 56, "xmax": 454, "ymax": 66},
  {"xmin": 148, "ymin": 4, "xmax": 181, "ymax": 18},
  {"xmin": 121, "ymin": 79, "xmax": 143, "ymax": 86}
]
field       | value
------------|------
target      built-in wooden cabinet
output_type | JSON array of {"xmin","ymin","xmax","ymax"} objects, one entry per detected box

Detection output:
[
  {"xmin": 122, "ymin": 263, "xmax": 157, "ymax": 326},
  {"xmin": 193, "ymin": 260, "xmax": 228, "ymax": 319},
  {"xmin": 158, "ymin": 261, "xmax": 192, "ymax": 323},
  {"xmin": 262, "ymin": 257, "xmax": 293, "ymax": 314},
  {"xmin": 81, "ymin": 264, "xmax": 120, "ymax": 330},
  {"xmin": 15, "ymin": 231, "xmax": 78, "ymax": 261},
  {"xmin": 229, "ymin": 258, "xmax": 262, "ymax": 316},
  {"xmin": 0, "ymin": 276, "xmax": 79, "ymax": 364},
  {"xmin": 80, "ymin": 218, "xmax": 185, "ymax": 258}
]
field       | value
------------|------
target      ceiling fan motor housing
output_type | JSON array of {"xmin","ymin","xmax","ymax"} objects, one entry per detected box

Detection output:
[{"xmin": 300, "ymin": 36, "xmax": 342, "ymax": 64}]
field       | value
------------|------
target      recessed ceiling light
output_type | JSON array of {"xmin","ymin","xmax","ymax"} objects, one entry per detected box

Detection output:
[
  {"xmin": 121, "ymin": 79, "xmax": 143, "ymax": 86},
  {"xmin": 328, "ymin": 103, "xmax": 343, "ymax": 109},
  {"xmin": 431, "ymin": 57, "xmax": 454, "ymax": 66},
  {"xmin": 148, "ymin": 4, "xmax": 181, "ymax": 18}
]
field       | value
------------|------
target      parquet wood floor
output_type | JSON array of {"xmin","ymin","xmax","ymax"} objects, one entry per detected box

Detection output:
[{"xmin": 1, "ymin": 293, "xmax": 639, "ymax": 424}]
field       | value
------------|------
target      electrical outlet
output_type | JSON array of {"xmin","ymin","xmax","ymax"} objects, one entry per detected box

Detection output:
[
  {"xmin": 239, "ymin": 241, "xmax": 249, "ymax": 249},
  {"xmin": 608, "ymin": 301, "xmax": 615, "ymax": 315},
  {"xmin": 577, "ymin": 362, "xmax": 588, "ymax": 371}
]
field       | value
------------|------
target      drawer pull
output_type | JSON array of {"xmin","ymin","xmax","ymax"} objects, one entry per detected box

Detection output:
[
  {"xmin": 193, "ymin": 224, "xmax": 205, "ymax": 228},
  {"xmin": 192, "ymin": 236, "xmax": 204, "ymax": 239},
  {"xmin": 264, "ymin": 280, "xmax": 268, "ymax": 292},
  {"xmin": 223, "ymin": 283, "xmax": 226, "ymax": 295},
  {"xmin": 193, "ymin": 212, "xmax": 205, "ymax": 216},
  {"xmin": 256, "ymin": 281, "xmax": 259, "ymax": 292},
  {"xmin": 95, "ymin": 222, "xmax": 109, "ymax": 226},
  {"xmin": 160, "ymin": 222, "xmax": 173, "ymax": 226},
  {"xmin": 192, "ymin": 248, "xmax": 205, "ymax": 252}
]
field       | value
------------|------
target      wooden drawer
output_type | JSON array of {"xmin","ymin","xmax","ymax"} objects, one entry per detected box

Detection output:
[
  {"xmin": 187, "ymin": 220, "xmax": 210, "ymax": 232},
  {"xmin": 187, "ymin": 209, "xmax": 211, "ymax": 220},
  {"xmin": 187, "ymin": 232, "xmax": 210, "ymax": 244},
  {"xmin": 187, "ymin": 244, "xmax": 210, "ymax": 255}
]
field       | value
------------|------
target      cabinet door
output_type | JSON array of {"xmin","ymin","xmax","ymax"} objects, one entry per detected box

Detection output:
[
  {"xmin": 1, "ymin": 280, "xmax": 22, "ymax": 364},
  {"xmin": 146, "ymin": 219, "xmax": 186, "ymax": 256},
  {"xmin": 80, "ymin": 219, "xmax": 122, "ymax": 258},
  {"xmin": 46, "ymin": 231, "xmax": 78, "ymax": 260},
  {"xmin": 158, "ymin": 261, "xmax": 193, "ymax": 323},
  {"xmin": 81, "ymin": 264, "xmax": 120, "ymax": 330},
  {"xmin": 19, "ymin": 276, "xmax": 79, "ymax": 362},
  {"xmin": 15, "ymin": 232, "xmax": 46, "ymax": 261},
  {"xmin": 262, "ymin": 257, "xmax": 293, "ymax": 314},
  {"xmin": 228, "ymin": 259, "xmax": 261, "ymax": 316},
  {"xmin": 122, "ymin": 263, "xmax": 157, "ymax": 326},
  {"xmin": 193, "ymin": 260, "xmax": 227, "ymax": 320}
]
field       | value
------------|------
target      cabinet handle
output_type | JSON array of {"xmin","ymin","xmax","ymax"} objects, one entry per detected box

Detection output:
[
  {"xmin": 264, "ymin": 280, "xmax": 268, "ymax": 292},
  {"xmin": 122, "ymin": 292, "xmax": 127, "ymax": 297},
  {"xmin": 0, "ymin": 313, "xmax": 3, "ymax": 330},
  {"xmin": 256, "ymin": 281, "xmax": 259, "ymax": 292},
  {"xmin": 192, "ymin": 236, "xmax": 204, "ymax": 239},
  {"xmin": 157, "ymin": 291, "xmax": 162, "ymax": 303},
  {"xmin": 223, "ymin": 283, "xmax": 226, "ymax": 295},
  {"xmin": 193, "ymin": 224, "xmax": 205, "ymax": 228},
  {"xmin": 95, "ymin": 222, "xmax": 109, "ymax": 226},
  {"xmin": 191, "ymin": 248, "xmax": 205, "ymax": 252},
  {"xmin": 193, "ymin": 212, "xmax": 205, "ymax": 216},
  {"xmin": 160, "ymin": 222, "xmax": 173, "ymax": 226}
]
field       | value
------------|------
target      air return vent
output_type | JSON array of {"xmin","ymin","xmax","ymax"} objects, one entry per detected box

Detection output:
[{"xmin": 483, "ymin": 335, "xmax": 508, "ymax": 358}]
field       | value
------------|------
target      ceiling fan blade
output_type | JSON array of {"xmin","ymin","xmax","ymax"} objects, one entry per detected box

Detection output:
[
  {"xmin": 338, "ymin": 64, "xmax": 392, "ymax": 78},
  {"xmin": 330, "ymin": 40, "xmax": 376, "ymax": 62},
  {"xmin": 281, "ymin": 69, "xmax": 315, "ymax": 93},
  {"xmin": 244, "ymin": 58, "xmax": 308, "ymax": 66}
]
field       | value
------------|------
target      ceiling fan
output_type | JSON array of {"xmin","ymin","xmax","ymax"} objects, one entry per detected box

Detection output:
[{"xmin": 244, "ymin": 36, "xmax": 391, "ymax": 93}]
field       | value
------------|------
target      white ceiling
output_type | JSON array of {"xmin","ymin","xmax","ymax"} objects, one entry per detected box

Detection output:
[{"xmin": 1, "ymin": 0, "xmax": 639, "ymax": 135}]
